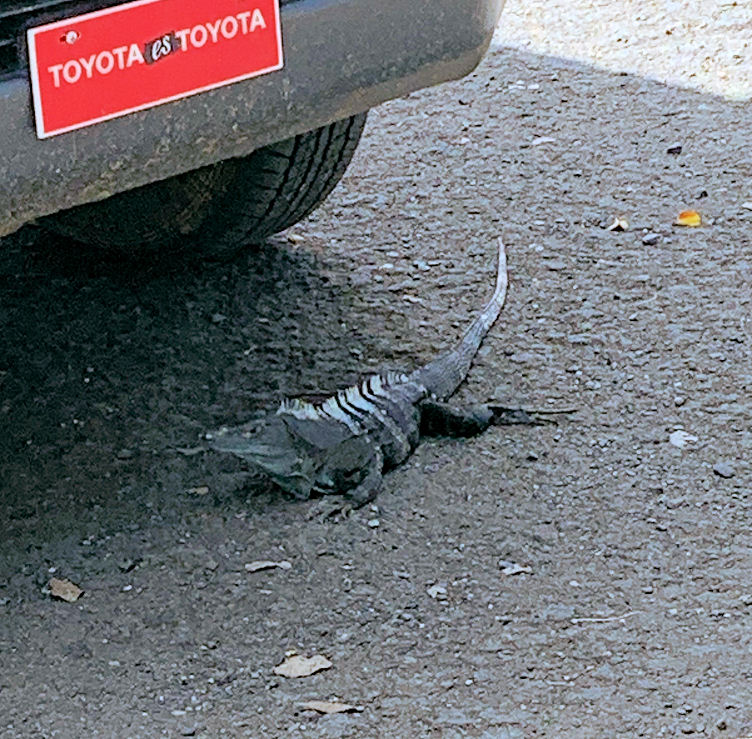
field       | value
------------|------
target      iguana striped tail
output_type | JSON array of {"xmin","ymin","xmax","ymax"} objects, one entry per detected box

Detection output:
[{"xmin": 410, "ymin": 238, "xmax": 508, "ymax": 400}]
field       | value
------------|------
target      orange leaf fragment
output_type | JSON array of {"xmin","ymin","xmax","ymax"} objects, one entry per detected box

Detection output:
[{"xmin": 676, "ymin": 209, "xmax": 701, "ymax": 227}]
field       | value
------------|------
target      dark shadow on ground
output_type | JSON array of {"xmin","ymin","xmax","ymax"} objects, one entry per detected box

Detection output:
[{"xmin": 0, "ymin": 225, "xmax": 371, "ymax": 590}]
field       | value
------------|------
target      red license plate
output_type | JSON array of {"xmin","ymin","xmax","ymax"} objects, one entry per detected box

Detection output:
[{"xmin": 28, "ymin": 0, "xmax": 283, "ymax": 138}]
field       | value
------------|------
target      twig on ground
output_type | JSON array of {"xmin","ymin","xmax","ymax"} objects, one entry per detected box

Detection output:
[{"xmin": 570, "ymin": 610, "xmax": 640, "ymax": 624}]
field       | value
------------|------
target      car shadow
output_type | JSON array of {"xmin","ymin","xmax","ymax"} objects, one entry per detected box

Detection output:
[{"xmin": 0, "ymin": 225, "xmax": 372, "ymax": 587}]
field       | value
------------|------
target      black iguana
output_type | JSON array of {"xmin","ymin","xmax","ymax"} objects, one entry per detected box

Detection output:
[{"xmin": 208, "ymin": 238, "xmax": 509, "ymax": 506}]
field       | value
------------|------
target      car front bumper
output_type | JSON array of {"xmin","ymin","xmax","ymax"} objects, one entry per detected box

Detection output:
[{"xmin": 0, "ymin": 0, "xmax": 505, "ymax": 238}]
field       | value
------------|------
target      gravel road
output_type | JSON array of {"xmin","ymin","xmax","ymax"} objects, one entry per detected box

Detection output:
[{"xmin": 2, "ymin": 1, "xmax": 752, "ymax": 736}]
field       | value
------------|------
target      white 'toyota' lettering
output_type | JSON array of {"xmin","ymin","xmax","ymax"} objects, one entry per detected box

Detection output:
[
  {"xmin": 250, "ymin": 8, "xmax": 266, "ymax": 31},
  {"xmin": 237, "ymin": 11, "xmax": 251, "ymax": 34},
  {"xmin": 62, "ymin": 59, "xmax": 81, "ymax": 83},
  {"xmin": 43, "ymin": 8, "xmax": 272, "ymax": 87},
  {"xmin": 47, "ymin": 64, "xmax": 63, "ymax": 87},
  {"xmin": 127, "ymin": 43, "xmax": 145, "ymax": 66},
  {"xmin": 190, "ymin": 25, "xmax": 208, "ymax": 48},
  {"xmin": 175, "ymin": 28, "xmax": 190, "ymax": 51},
  {"xmin": 79, "ymin": 54, "xmax": 96, "ymax": 78},
  {"xmin": 112, "ymin": 45, "xmax": 128, "ymax": 69},
  {"xmin": 221, "ymin": 16, "xmax": 238, "ymax": 39},
  {"xmin": 205, "ymin": 19, "xmax": 221, "ymax": 43},
  {"xmin": 95, "ymin": 50, "xmax": 115, "ymax": 74}
]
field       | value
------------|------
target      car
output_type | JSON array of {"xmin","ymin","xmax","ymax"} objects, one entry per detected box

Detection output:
[{"xmin": 0, "ymin": 0, "xmax": 505, "ymax": 256}]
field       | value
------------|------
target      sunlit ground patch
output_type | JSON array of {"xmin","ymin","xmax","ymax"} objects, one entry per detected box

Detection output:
[{"xmin": 497, "ymin": 0, "xmax": 752, "ymax": 101}]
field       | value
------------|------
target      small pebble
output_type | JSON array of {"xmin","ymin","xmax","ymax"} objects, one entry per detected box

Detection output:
[
  {"xmin": 367, "ymin": 518, "xmax": 380, "ymax": 528},
  {"xmin": 667, "ymin": 143, "xmax": 683, "ymax": 154},
  {"xmin": 642, "ymin": 232, "xmax": 661, "ymax": 246},
  {"xmin": 674, "ymin": 396, "xmax": 686, "ymax": 406},
  {"xmin": 542, "ymin": 603, "xmax": 575, "ymax": 620},
  {"xmin": 669, "ymin": 430, "xmax": 697, "ymax": 448},
  {"xmin": 713, "ymin": 462, "xmax": 735, "ymax": 479},
  {"xmin": 427, "ymin": 583, "xmax": 448, "ymax": 600}
]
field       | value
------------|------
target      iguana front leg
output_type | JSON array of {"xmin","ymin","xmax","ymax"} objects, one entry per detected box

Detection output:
[
  {"xmin": 345, "ymin": 446, "xmax": 384, "ymax": 506},
  {"xmin": 311, "ymin": 446, "xmax": 384, "ymax": 520},
  {"xmin": 418, "ymin": 399, "xmax": 495, "ymax": 437}
]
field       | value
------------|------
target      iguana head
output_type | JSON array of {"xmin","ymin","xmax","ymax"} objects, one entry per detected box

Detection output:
[{"xmin": 208, "ymin": 417, "xmax": 317, "ymax": 499}]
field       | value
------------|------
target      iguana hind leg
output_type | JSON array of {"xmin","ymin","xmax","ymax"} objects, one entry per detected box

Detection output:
[{"xmin": 418, "ymin": 399, "xmax": 494, "ymax": 438}]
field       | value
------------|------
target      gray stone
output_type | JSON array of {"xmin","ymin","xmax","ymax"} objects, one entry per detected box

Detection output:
[
  {"xmin": 713, "ymin": 461, "xmax": 735, "ymax": 479},
  {"xmin": 480, "ymin": 727, "xmax": 525, "ymax": 739},
  {"xmin": 543, "ymin": 603, "xmax": 576, "ymax": 620}
]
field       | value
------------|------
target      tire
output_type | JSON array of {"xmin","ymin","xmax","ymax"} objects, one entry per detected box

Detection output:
[{"xmin": 39, "ymin": 112, "xmax": 368, "ymax": 258}]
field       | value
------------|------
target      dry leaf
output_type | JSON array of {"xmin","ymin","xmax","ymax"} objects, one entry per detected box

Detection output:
[
  {"xmin": 274, "ymin": 654, "xmax": 332, "ymax": 678},
  {"xmin": 498, "ymin": 560, "xmax": 533, "ymax": 576},
  {"xmin": 49, "ymin": 577, "xmax": 83, "ymax": 602},
  {"xmin": 669, "ymin": 430, "xmax": 698, "ymax": 448},
  {"xmin": 300, "ymin": 700, "xmax": 361, "ymax": 714},
  {"xmin": 245, "ymin": 560, "xmax": 292, "ymax": 572},
  {"xmin": 676, "ymin": 209, "xmax": 701, "ymax": 226},
  {"xmin": 607, "ymin": 216, "xmax": 629, "ymax": 231}
]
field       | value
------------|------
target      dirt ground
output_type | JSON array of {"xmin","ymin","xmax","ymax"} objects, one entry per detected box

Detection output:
[{"xmin": 2, "ymin": 2, "xmax": 752, "ymax": 737}]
